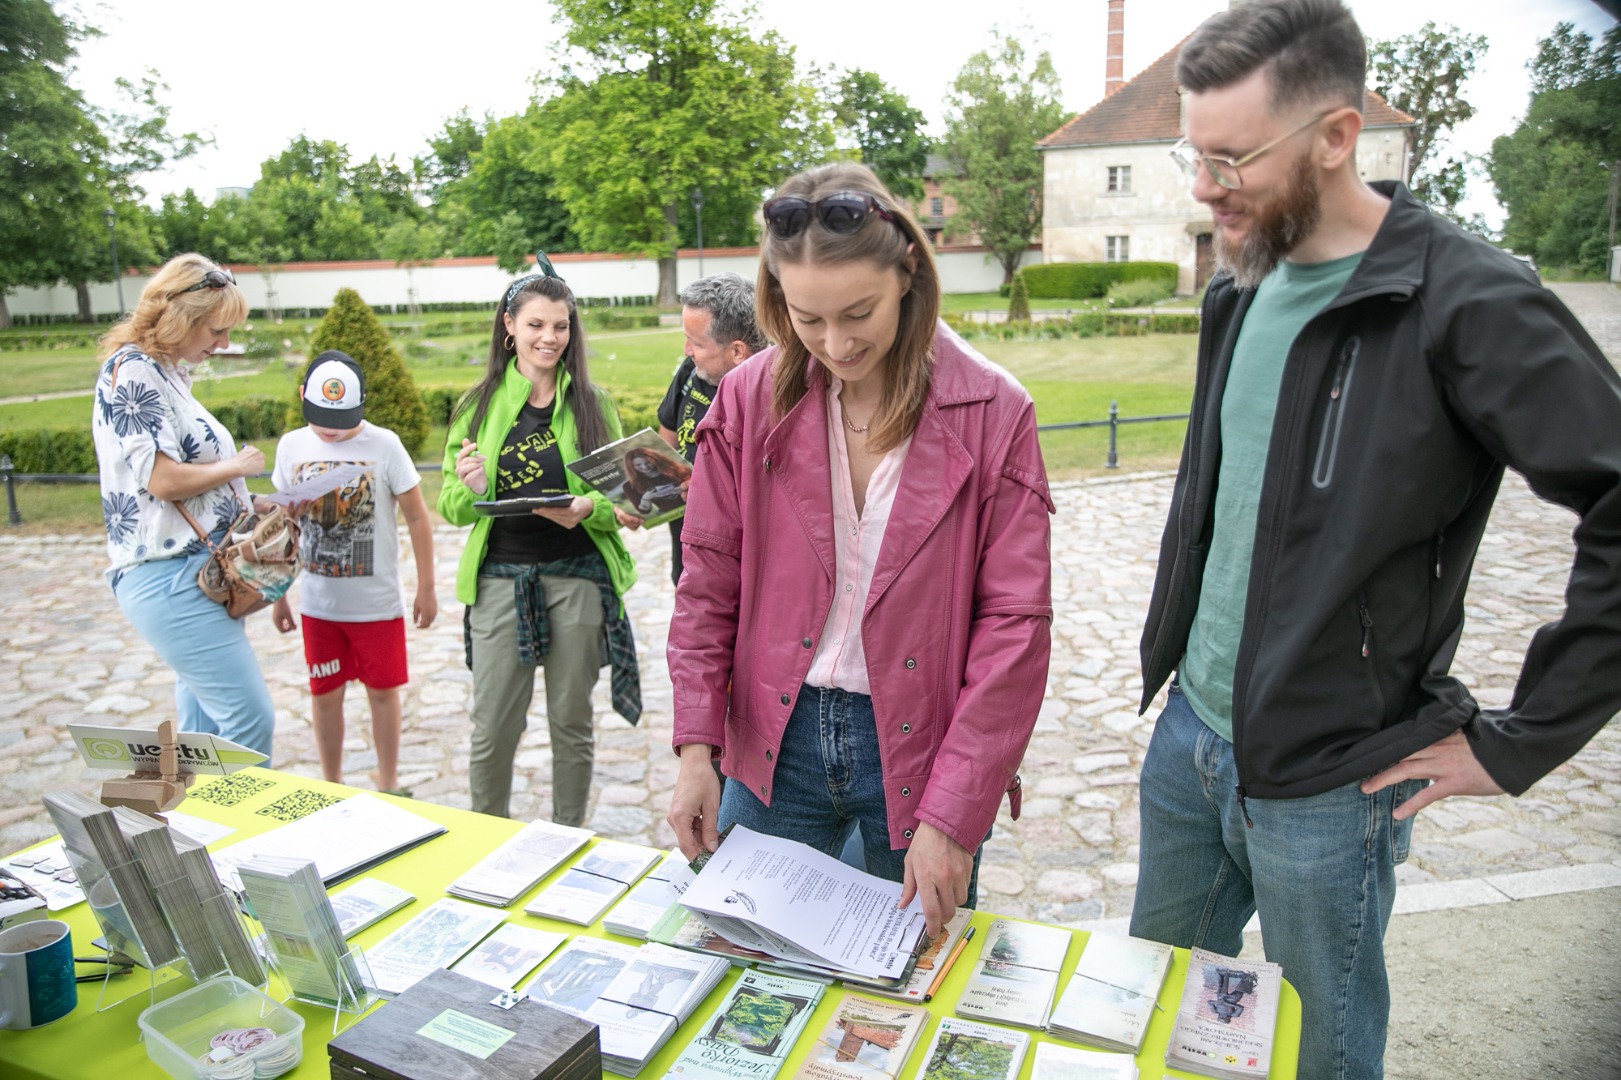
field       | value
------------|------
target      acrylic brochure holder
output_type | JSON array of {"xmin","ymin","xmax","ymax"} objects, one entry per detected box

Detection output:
[
  {"xmin": 253, "ymin": 922, "xmax": 380, "ymax": 1036},
  {"xmin": 63, "ymin": 846, "xmax": 228, "ymax": 1012}
]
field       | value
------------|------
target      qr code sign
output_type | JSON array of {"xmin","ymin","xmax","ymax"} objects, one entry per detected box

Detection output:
[
  {"xmin": 255, "ymin": 790, "xmax": 346, "ymax": 823},
  {"xmin": 188, "ymin": 773, "xmax": 276, "ymax": 807}
]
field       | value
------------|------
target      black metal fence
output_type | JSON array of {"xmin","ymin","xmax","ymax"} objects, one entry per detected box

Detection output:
[{"xmin": 1, "ymin": 402, "xmax": 1192, "ymax": 524}]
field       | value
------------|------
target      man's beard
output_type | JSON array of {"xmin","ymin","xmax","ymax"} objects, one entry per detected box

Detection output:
[{"xmin": 1213, "ymin": 152, "xmax": 1322, "ymax": 288}]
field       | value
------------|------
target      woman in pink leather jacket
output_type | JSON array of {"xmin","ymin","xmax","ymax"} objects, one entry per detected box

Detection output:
[{"xmin": 665, "ymin": 163, "xmax": 1054, "ymax": 935}]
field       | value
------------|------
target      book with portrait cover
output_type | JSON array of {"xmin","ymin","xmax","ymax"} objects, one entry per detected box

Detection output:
[
  {"xmin": 792, "ymin": 993, "xmax": 929, "ymax": 1080},
  {"xmin": 1163, "ymin": 948, "xmax": 1281, "ymax": 1080},
  {"xmin": 663, "ymin": 969, "xmax": 827, "ymax": 1080},
  {"xmin": 566, "ymin": 427, "xmax": 693, "ymax": 527}
]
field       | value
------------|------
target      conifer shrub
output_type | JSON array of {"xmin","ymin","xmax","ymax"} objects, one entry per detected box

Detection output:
[
  {"xmin": 1007, "ymin": 271, "xmax": 1032, "ymax": 322},
  {"xmin": 308, "ymin": 288, "xmax": 430, "ymax": 457}
]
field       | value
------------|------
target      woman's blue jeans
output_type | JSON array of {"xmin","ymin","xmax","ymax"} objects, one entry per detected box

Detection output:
[
  {"xmin": 1130, "ymin": 683, "xmax": 1423, "ymax": 1080},
  {"xmin": 718, "ymin": 684, "xmax": 983, "ymax": 908},
  {"xmin": 112, "ymin": 548, "xmax": 276, "ymax": 761}
]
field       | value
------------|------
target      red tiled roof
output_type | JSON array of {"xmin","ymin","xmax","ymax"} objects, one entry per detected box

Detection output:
[{"xmin": 1038, "ymin": 39, "xmax": 1416, "ymax": 149}]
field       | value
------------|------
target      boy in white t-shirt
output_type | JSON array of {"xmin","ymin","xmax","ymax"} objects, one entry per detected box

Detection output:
[{"xmin": 271, "ymin": 351, "xmax": 437, "ymax": 795}]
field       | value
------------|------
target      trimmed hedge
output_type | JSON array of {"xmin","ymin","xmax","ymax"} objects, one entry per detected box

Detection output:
[
  {"xmin": 0, "ymin": 428, "xmax": 97, "ymax": 474},
  {"xmin": 942, "ymin": 310, "xmax": 1199, "ymax": 340},
  {"xmin": 1020, "ymin": 261, "xmax": 1179, "ymax": 300}
]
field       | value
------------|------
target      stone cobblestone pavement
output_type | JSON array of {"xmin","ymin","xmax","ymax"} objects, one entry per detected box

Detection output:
[{"xmin": 1, "ymin": 283, "xmax": 1617, "ymax": 933}]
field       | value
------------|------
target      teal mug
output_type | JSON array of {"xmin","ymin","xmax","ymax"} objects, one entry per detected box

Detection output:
[{"xmin": 0, "ymin": 919, "xmax": 77, "ymax": 1029}]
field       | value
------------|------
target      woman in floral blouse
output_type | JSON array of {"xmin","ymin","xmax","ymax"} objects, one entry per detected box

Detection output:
[{"xmin": 91, "ymin": 254, "xmax": 277, "ymax": 759}]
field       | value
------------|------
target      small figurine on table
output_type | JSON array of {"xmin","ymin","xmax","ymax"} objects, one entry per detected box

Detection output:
[{"xmin": 99, "ymin": 719, "xmax": 193, "ymax": 815}]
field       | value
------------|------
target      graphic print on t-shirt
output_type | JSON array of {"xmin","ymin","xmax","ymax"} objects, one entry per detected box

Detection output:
[
  {"xmin": 499, "ymin": 424, "xmax": 565, "ymax": 493},
  {"xmin": 292, "ymin": 460, "xmax": 376, "ymax": 577},
  {"xmin": 673, "ymin": 380, "xmax": 712, "ymax": 458}
]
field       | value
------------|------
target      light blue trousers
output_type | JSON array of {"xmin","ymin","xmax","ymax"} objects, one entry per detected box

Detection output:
[{"xmin": 112, "ymin": 547, "xmax": 276, "ymax": 762}]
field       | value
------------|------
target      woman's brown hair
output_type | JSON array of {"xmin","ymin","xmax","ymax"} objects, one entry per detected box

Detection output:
[
  {"xmin": 96, "ymin": 253, "xmax": 248, "ymax": 363},
  {"xmin": 756, "ymin": 163, "xmax": 940, "ymax": 452}
]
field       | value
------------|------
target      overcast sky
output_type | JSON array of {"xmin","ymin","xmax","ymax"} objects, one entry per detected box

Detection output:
[{"xmin": 70, "ymin": 0, "xmax": 1617, "ymax": 227}]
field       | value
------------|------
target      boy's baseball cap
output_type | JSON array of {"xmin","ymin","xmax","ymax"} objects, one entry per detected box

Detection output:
[{"xmin": 301, "ymin": 351, "xmax": 365, "ymax": 429}]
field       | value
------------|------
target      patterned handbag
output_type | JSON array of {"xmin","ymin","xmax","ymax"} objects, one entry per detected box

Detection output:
[{"xmin": 178, "ymin": 500, "xmax": 300, "ymax": 619}]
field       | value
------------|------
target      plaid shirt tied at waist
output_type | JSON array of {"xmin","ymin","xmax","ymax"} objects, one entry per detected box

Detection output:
[{"xmin": 464, "ymin": 555, "xmax": 642, "ymax": 725}]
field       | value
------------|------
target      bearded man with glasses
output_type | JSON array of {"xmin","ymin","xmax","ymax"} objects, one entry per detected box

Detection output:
[{"xmin": 1132, "ymin": 2, "xmax": 1621, "ymax": 1079}]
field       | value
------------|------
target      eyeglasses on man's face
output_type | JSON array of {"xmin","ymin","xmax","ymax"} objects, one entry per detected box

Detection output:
[
  {"xmin": 171, "ymin": 268, "xmax": 236, "ymax": 297},
  {"xmin": 1170, "ymin": 111, "xmax": 1330, "ymax": 190}
]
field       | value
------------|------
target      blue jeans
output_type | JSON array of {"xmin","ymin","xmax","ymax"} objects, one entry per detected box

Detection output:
[
  {"xmin": 719, "ymin": 685, "xmax": 983, "ymax": 908},
  {"xmin": 112, "ymin": 547, "xmax": 276, "ymax": 761},
  {"xmin": 1130, "ymin": 683, "xmax": 1423, "ymax": 1080}
]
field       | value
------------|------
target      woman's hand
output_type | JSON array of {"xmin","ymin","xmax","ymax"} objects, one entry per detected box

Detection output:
[
  {"xmin": 667, "ymin": 743, "xmax": 723, "ymax": 860},
  {"xmin": 899, "ymin": 821, "xmax": 974, "ymax": 939},
  {"xmin": 535, "ymin": 495, "xmax": 593, "ymax": 529},
  {"xmin": 454, "ymin": 439, "xmax": 488, "ymax": 495},
  {"xmin": 232, "ymin": 446, "xmax": 266, "ymax": 479},
  {"xmin": 614, "ymin": 506, "xmax": 645, "ymax": 530},
  {"xmin": 271, "ymin": 597, "xmax": 297, "ymax": 634}
]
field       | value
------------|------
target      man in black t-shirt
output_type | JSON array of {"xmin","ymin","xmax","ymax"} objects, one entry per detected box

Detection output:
[{"xmin": 624, "ymin": 273, "xmax": 767, "ymax": 585}]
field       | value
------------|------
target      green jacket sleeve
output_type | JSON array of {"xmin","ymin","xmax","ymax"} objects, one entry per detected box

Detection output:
[{"xmin": 437, "ymin": 404, "xmax": 483, "ymax": 527}]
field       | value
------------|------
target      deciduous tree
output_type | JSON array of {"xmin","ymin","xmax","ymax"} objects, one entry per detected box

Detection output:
[
  {"xmin": 823, "ymin": 68, "xmax": 930, "ymax": 202},
  {"xmin": 939, "ymin": 34, "xmax": 1069, "ymax": 285},
  {"xmin": 1369, "ymin": 23, "xmax": 1487, "ymax": 221},
  {"xmin": 541, "ymin": 0, "xmax": 829, "ymax": 305}
]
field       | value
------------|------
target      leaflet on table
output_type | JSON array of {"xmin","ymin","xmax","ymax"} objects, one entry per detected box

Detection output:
[
  {"xmin": 67, "ymin": 724, "xmax": 266, "ymax": 776},
  {"xmin": 238, "ymin": 855, "xmax": 364, "ymax": 1008},
  {"xmin": 524, "ymin": 840, "xmax": 663, "ymax": 925},
  {"xmin": 580, "ymin": 943, "xmax": 730, "ymax": 1074},
  {"xmin": 666, "ymin": 968, "xmax": 827, "ymax": 1080},
  {"xmin": 917, "ymin": 1017, "xmax": 1029, "ymax": 1080},
  {"xmin": 647, "ymin": 905, "xmax": 776, "ymax": 967},
  {"xmin": 522, "ymin": 937, "xmax": 641, "ymax": 1016},
  {"xmin": 209, "ymin": 793, "xmax": 446, "ymax": 892},
  {"xmin": 448, "ymin": 923, "xmax": 567, "ymax": 989},
  {"xmin": 329, "ymin": 878, "xmax": 416, "ymax": 938},
  {"xmin": 444, "ymin": 819, "xmax": 594, "ymax": 907},
  {"xmin": 603, "ymin": 848, "xmax": 688, "ymax": 938},
  {"xmin": 364, "ymin": 897, "xmax": 507, "ymax": 997},
  {"xmin": 955, "ymin": 918, "xmax": 1072, "ymax": 1028},
  {"xmin": 1029, "ymin": 1042, "xmax": 1139, "ymax": 1080},
  {"xmin": 1047, "ymin": 933, "xmax": 1172, "ymax": 1053},
  {"xmin": 793, "ymin": 992, "xmax": 930, "ymax": 1080},
  {"xmin": 1163, "ymin": 948, "xmax": 1281, "ymax": 1080},
  {"xmin": 679, "ymin": 824, "xmax": 926, "ymax": 980},
  {"xmin": 258, "ymin": 462, "xmax": 370, "ymax": 508}
]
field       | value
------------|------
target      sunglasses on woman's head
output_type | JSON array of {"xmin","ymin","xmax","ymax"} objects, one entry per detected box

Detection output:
[
  {"xmin": 762, "ymin": 192, "xmax": 896, "ymax": 240},
  {"xmin": 171, "ymin": 268, "xmax": 236, "ymax": 297}
]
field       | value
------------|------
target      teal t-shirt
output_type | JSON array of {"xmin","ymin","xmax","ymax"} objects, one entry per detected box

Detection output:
[{"xmin": 1181, "ymin": 252, "xmax": 1363, "ymax": 741}]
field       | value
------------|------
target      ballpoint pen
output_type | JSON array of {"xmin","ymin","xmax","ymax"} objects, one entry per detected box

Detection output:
[{"xmin": 923, "ymin": 925, "xmax": 977, "ymax": 1002}]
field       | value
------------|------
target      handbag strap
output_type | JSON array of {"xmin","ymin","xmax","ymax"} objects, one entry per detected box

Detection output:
[{"xmin": 108, "ymin": 350, "xmax": 239, "ymax": 552}]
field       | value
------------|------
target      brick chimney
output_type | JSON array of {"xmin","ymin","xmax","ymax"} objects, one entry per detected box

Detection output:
[{"xmin": 1105, "ymin": 0, "xmax": 1125, "ymax": 97}]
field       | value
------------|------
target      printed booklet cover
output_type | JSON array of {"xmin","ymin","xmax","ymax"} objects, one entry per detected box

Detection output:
[
  {"xmin": 1163, "ymin": 948, "xmax": 1281, "ymax": 1080},
  {"xmin": 954, "ymin": 918, "xmax": 1072, "ymax": 1029},
  {"xmin": 1047, "ymin": 932, "xmax": 1173, "ymax": 1053},
  {"xmin": 918, "ymin": 1017, "xmax": 1030, "ymax": 1080},
  {"xmin": 793, "ymin": 993, "xmax": 930, "ymax": 1080},
  {"xmin": 566, "ymin": 427, "xmax": 693, "ymax": 527},
  {"xmin": 665, "ymin": 969, "xmax": 827, "ymax": 1080}
]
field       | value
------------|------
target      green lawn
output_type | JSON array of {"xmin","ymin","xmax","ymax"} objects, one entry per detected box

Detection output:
[{"xmin": 0, "ymin": 318, "xmax": 1194, "ymax": 532}]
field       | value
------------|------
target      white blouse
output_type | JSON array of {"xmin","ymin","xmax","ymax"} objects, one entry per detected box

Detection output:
[{"xmin": 92, "ymin": 344, "xmax": 251, "ymax": 582}]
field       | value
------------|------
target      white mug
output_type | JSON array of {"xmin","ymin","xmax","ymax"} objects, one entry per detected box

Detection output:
[{"xmin": 0, "ymin": 919, "xmax": 77, "ymax": 1030}]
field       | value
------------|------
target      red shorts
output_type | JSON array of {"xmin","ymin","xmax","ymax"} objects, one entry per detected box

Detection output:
[{"xmin": 300, "ymin": 615, "xmax": 408, "ymax": 695}]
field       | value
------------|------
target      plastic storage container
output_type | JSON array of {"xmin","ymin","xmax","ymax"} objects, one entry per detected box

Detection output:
[{"xmin": 138, "ymin": 975, "xmax": 304, "ymax": 1080}]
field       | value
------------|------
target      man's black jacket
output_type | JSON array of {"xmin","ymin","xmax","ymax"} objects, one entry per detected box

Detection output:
[{"xmin": 1139, "ymin": 182, "xmax": 1621, "ymax": 799}]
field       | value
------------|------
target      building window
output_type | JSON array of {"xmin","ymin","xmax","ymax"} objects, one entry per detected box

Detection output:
[
  {"xmin": 1106, "ymin": 236, "xmax": 1130, "ymax": 262},
  {"xmin": 930, "ymin": 197, "xmax": 944, "ymax": 218},
  {"xmin": 1107, "ymin": 165, "xmax": 1131, "ymax": 194}
]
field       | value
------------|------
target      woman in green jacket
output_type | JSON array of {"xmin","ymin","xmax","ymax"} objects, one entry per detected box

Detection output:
[{"xmin": 439, "ymin": 269, "xmax": 640, "ymax": 823}]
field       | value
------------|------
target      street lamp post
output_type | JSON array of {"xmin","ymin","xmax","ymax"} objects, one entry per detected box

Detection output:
[
  {"xmin": 104, "ymin": 208, "xmax": 125, "ymax": 319},
  {"xmin": 690, "ymin": 187, "xmax": 705, "ymax": 281}
]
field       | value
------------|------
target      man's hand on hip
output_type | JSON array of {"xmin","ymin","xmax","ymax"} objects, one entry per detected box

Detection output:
[{"xmin": 1361, "ymin": 729, "xmax": 1505, "ymax": 820}]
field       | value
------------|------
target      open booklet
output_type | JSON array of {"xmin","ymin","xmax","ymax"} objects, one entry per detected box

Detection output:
[
  {"xmin": 678, "ymin": 825, "xmax": 927, "ymax": 981},
  {"xmin": 565, "ymin": 427, "xmax": 692, "ymax": 527}
]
